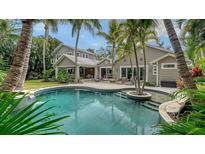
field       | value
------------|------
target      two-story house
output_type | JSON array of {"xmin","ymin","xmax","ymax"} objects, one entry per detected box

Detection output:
[{"xmin": 52, "ymin": 43, "xmax": 182, "ymax": 87}]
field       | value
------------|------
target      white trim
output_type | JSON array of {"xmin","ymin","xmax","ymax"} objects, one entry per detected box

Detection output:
[
  {"xmin": 161, "ymin": 63, "xmax": 177, "ymax": 69},
  {"xmin": 150, "ymin": 53, "xmax": 175, "ymax": 64}
]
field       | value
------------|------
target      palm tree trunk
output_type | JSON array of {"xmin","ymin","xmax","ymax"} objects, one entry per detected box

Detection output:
[
  {"xmin": 112, "ymin": 43, "xmax": 115, "ymax": 78},
  {"xmin": 74, "ymin": 29, "xmax": 80, "ymax": 83},
  {"xmin": 163, "ymin": 19, "xmax": 196, "ymax": 89},
  {"xmin": 129, "ymin": 53, "xmax": 133, "ymax": 78},
  {"xmin": 141, "ymin": 46, "xmax": 146, "ymax": 93},
  {"xmin": 15, "ymin": 37, "xmax": 33, "ymax": 90},
  {"xmin": 2, "ymin": 20, "xmax": 33, "ymax": 91},
  {"xmin": 43, "ymin": 22, "xmax": 49, "ymax": 76},
  {"xmin": 133, "ymin": 42, "xmax": 141, "ymax": 95},
  {"xmin": 129, "ymin": 53, "xmax": 136, "ymax": 88}
]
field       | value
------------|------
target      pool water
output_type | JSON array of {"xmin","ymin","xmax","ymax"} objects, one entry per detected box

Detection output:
[{"xmin": 36, "ymin": 89, "xmax": 161, "ymax": 135}]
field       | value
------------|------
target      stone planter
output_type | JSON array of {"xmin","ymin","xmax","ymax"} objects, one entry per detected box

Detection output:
[{"xmin": 126, "ymin": 91, "xmax": 152, "ymax": 101}]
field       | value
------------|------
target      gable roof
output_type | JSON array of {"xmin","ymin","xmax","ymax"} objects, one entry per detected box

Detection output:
[
  {"xmin": 52, "ymin": 43, "xmax": 96, "ymax": 56},
  {"xmin": 97, "ymin": 57, "xmax": 112, "ymax": 65},
  {"xmin": 54, "ymin": 54, "xmax": 99, "ymax": 67},
  {"xmin": 147, "ymin": 45, "xmax": 174, "ymax": 53},
  {"xmin": 150, "ymin": 53, "xmax": 175, "ymax": 64}
]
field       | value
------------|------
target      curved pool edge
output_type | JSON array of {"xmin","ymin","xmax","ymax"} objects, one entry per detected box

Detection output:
[
  {"xmin": 25, "ymin": 84, "xmax": 176, "ymax": 124},
  {"xmin": 29, "ymin": 85, "xmax": 172, "ymax": 96}
]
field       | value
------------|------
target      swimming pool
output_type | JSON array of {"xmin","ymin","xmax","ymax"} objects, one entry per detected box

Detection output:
[{"xmin": 36, "ymin": 89, "xmax": 161, "ymax": 135}]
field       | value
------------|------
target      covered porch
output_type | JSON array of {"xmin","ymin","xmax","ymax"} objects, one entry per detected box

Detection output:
[
  {"xmin": 53, "ymin": 54, "xmax": 98, "ymax": 80},
  {"xmin": 55, "ymin": 66, "xmax": 97, "ymax": 80}
]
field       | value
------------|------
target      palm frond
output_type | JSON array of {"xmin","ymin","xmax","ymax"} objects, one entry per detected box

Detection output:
[{"xmin": 0, "ymin": 92, "xmax": 69, "ymax": 135}]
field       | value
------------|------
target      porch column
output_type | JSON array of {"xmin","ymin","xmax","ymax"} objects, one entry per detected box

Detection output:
[
  {"xmin": 55, "ymin": 67, "xmax": 58, "ymax": 79},
  {"xmin": 94, "ymin": 67, "xmax": 98, "ymax": 79}
]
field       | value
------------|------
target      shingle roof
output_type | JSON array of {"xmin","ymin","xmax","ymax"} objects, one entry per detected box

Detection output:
[
  {"xmin": 54, "ymin": 54, "xmax": 99, "ymax": 67},
  {"xmin": 52, "ymin": 43, "xmax": 96, "ymax": 56}
]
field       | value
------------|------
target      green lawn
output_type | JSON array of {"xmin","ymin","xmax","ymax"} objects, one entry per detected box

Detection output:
[{"xmin": 24, "ymin": 79, "xmax": 67, "ymax": 90}]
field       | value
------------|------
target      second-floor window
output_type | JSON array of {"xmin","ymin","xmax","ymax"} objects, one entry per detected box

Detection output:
[
  {"xmin": 77, "ymin": 52, "xmax": 80, "ymax": 57},
  {"xmin": 86, "ymin": 54, "xmax": 88, "ymax": 58}
]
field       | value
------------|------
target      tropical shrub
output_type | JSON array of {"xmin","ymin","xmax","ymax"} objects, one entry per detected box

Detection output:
[
  {"xmin": 194, "ymin": 77, "xmax": 205, "ymax": 84},
  {"xmin": 43, "ymin": 69, "xmax": 54, "ymax": 82},
  {"xmin": 57, "ymin": 70, "xmax": 69, "ymax": 83},
  {"xmin": 68, "ymin": 74, "xmax": 75, "ymax": 83},
  {"xmin": 0, "ymin": 92, "xmax": 69, "ymax": 135},
  {"xmin": 192, "ymin": 65, "xmax": 203, "ymax": 77}
]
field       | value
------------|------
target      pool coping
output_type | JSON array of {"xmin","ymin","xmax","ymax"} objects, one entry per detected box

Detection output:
[{"xmin": 23, "ymin": 84, "xmax": 178, "ymax": 123}]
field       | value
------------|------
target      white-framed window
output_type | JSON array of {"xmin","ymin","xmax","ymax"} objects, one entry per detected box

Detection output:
[
  {"xmin": 161, "ymin": 63, "xmax": 177, "ymax": 69},
  {"xmin": 153, "ymin": 64, "xmax": 157, "ymax": 75},
  {"xmin": 77, "ymin": 52, "xmax": 80, "ymax": 57},
  {"xmin": 85, "ymin": 54, "xmax": 88, "ymax": 58},
  {"xmin": 121, "ymin": 68, "xmax": 127, "ymax": 78}
]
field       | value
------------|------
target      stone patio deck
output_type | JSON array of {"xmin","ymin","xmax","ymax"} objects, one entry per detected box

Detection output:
[{"xmin": 66, "ymin": 82, "xmax": 177, "ymax": 94}]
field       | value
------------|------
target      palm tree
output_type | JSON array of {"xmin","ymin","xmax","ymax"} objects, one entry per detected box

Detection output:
[
  {"xmin": 70, "ymin": 19, "xmax": 101, "ymax": 83},
  {"xmin": 15, "ymin": 20, "xmax": 59, "ymax": 90},
  {"xmin": 42, "ymin": 20, "xmax": 58, "ymax": 75},
  {"xmin": 98, "ymin": 20, "xmax": 121, "ymax": 78},
  {"xmin": 163, "ymin": 19, "xmax": 197, "ymax": 89},
  {"xmin": 2, "ymin": 19, "xmax": 33, "ymax": 91},
  {"xmin": 119, "ymin": 19, "xmax": 142, "ymax": 94},
  {"xmin": 136, "ymin": 20, "xmax": 157, "ymax": 92}
]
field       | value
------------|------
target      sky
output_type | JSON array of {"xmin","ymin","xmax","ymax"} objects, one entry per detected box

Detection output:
[{"xmin": 33, "ymin": 19, "xmax": 173, "ymax": 53}]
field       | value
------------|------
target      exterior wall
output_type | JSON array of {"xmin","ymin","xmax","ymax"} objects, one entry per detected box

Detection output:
[
  {"xmin": 114, "ymin": 46, "xmax": 169, "ymax": 82},
  {"xmin": 148, "ymin": 65, "xmax": 156, "ymax": 83},
  {"xmin": 158, "ymin": 56, "xmax": 178, "ymax": 85},
  {"xmin": 57, "ymin": 58, "xmax": 75, "ymax": 67}
]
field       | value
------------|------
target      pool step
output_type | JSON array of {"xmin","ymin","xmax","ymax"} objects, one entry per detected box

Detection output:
[
  {"xmin": 115, "ymin": 91, "xmax": 160, "ymax": 111},
  {"xmin": 114, "ymin": 92, "xmax": 127, "ymax": 98},
  {"xmin": 143, "ymin": 102, "xmax": 159, "ymax": 111}
]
